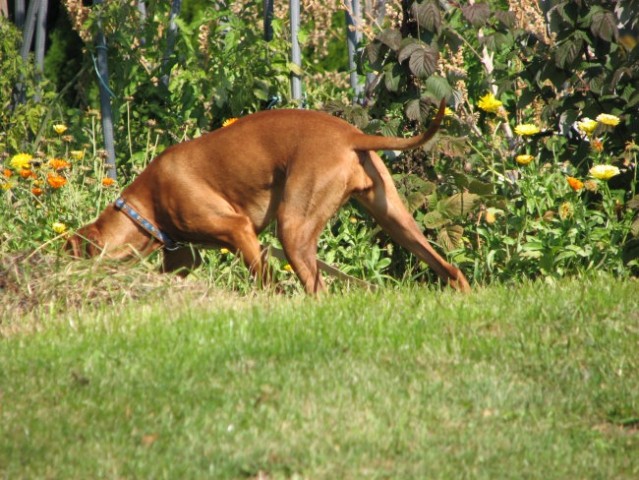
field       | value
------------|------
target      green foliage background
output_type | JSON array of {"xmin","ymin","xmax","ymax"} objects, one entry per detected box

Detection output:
[{"xmin": 1, "ymin": 0, "xmax": 639, "ymax": 286}]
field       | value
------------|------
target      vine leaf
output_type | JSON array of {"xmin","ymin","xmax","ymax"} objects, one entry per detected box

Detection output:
[
  {"xmin": 377, "ymin": 28, "xmax": 402, "ymax": 51},
  {"xmin": 438, "ymin": 225, "xmax": 464, "ymax": 252},
  {"xmin": 424, "ymin": 75, "xmax": 452, "ymax": 101},
  {"xmin": 411, "ymin": 0, "xmax": 442, "ymax": 34},
  {"xmin": 439, "ymin": 192, "xmax": 480, "ymax": 217},
  {"xmin": 424, "ymin": 211, "xmax": 451, "ymax": 229},
  {"xmin": 590, "ymin": 9, "xmax": 618, "ymax": 42},
  {"xmin": 462, "ymin": 3, "xmax": 491, "ymax": 27},
  {"xmin": 554, "ymin": 35, "xmax": 584, "ymax": 68},
  {"xmin": 398, "ymin": 41, "xmax": 438, "ymax": 79}
]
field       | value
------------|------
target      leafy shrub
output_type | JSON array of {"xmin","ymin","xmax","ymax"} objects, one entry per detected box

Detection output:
[
  {"xmin": 351, "ymin": 0, "xmax": 639, "ymax": 282},
  {"xmin": 3, "ymin": 1, "xmax": 638, "ymax": 288}
]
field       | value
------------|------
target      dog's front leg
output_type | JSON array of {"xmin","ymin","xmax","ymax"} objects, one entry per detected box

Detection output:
[{"xmin": 162, "ymin": 246, "xmax": 203, "ymax": 277}]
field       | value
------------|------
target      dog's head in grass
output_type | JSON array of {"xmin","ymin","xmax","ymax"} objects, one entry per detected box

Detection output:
[{"xmin": 65, "ymin": 224, "xmax": 103, "ymax": 259}]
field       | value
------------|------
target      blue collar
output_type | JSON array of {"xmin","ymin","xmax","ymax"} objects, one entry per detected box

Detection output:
[{"xmin": 114, "ymin": 197, "xmax": 177, "ymax": 250}]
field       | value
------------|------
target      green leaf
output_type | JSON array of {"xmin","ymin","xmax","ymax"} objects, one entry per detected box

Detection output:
[
  {"xmin": 424, "ymin": 75, "xmax": 453, "ymax": 101},
  {"xmin": 405, "ymin": 98, "xmax": 422, "ymax": 122},
  {"xmin": 438, "ymin": 224, "xmax": 464, "ymax": 252},
  {"xmin": 365, "ymin": 41, "xmax": 383, "ymax": 68},
  {"xmin": 287, "ymin": 62, "xmax": 304, "ymax": 76},
  {"xmin": 462, "ymin": 3, "xmax": 490, "ymax": 27},
  {"xmin": 383, "ymin": 63, "xmax": 402, "ymax": 92},
  {"xmin": 439, "ymin": 193, "xmax": 480, "ymax": 217},
  {"xmin": 398, "ymin": 40, "xmax": 422, "ymax": 64},
  {"xmin": 590, "ymin": 9, "xmax": 618, "ymax": 42},
  {"xmin": 376, "ymin": 28, "xmax": 402, "ymax": 51},
  {"xmin": 468, "ymin": 179, "xmax": 494, "ymax": 195},
  {"xmin": 554, "ymin": 35, "xmax": 584, "ymax": 69},
  {"xmin": 404, "ymin": 98, "xmax": 431, "ymax": 122},
  {"xmin": 494, "ymin": 11, "xmax": 516, "ymax": 29},
  {"xmin": 408, "ymin": 45, "xmax": 439, "ymax": 79},
  {"xmin": 380, "ymin": 117, "xmax": 401, "ymax": 136},
  {"xmin": 411, "ymin": 0, "xmax": 442, "ymax": 34},
  {"xmin": 424, "ymin": 210, "xmax": 451, "ymax": 229}
]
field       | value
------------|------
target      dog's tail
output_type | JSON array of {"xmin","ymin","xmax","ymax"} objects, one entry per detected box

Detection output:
[{"xmin": 350, "ymin": 98, "xmax": 446, "ymax": 152}]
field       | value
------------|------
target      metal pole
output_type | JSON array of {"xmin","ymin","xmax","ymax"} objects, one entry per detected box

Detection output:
[
  {"xmin": 12, "ymin": 0, "xmax": 40, "ymax": 106},
  {"xmin": 33, "ymin": 0, "xmax": 48, "ymax": 102},
  {"xmin": 346, "ymin": 0, "xmax": 363, "ymax": 102},
  {"xmin": 14, "ymin": 0, "xmax": 25, "ymax": 27},
  {"xmin": 161, "ymin": 0, "xmax": 182, "ymax": 88},
  {"xmin": 34, "ymin": 0, "xmax": 47, "ymax": 71},
  {"xmin": 93, "ymin": 0, "xmax": 117, "ymax": 180},
  {"xmin": 264, "ymin": 0, "xmax": 274, "ymax": 41},
  {"xmin": 289, "ymin": 0, "xmax": 302, "ymax": 104},
  {"xmin": 18, "ymin": 0, "xmax": 39, "ymax": 61}
]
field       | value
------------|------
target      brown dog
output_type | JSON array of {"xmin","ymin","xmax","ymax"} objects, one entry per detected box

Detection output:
[{"xmin": 67, "ymin": 100, "xmax": 470, "ymax": 293}]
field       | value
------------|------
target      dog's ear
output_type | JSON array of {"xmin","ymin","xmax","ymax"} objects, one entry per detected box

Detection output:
[{"xmin": 64, "ymin": 224, "xmax": 102, "ymax": 258}]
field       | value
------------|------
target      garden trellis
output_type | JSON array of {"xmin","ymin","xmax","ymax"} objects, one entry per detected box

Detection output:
[{"xmin": 3, "ymin": 0, "xmax": 375, "ymax": 179}]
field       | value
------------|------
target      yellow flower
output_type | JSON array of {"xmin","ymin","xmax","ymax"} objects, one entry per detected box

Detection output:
[
  {"xmin": 283, "ymin": 264, "xmax": 294, "ymax": 272},
  {"xmin": 222, "ymin": 118, "xmax": 238, "ymax": 127},
  {"xmin": 596, "ymin": 113, "xmax": 620, "ymax": 127},
  {"xmin": 516, "ymin": 154, "xmax": 534, "ymax": 165},
  {"xmin": 52, "ymin": 222, "xmax": 67, "ymax": 234},
  {"xmin": 220, "ymin": 248, "xmax": 230, "ymax": 254},
  {"xmin": 1, "ymin": 181, "xmax": 14, "ymax": 190},
  {"xmin": 514, "ymin": 124, "xmax": 541, "ymax": 136},
  {"xmin": 484, "ymin": 208, "xmax": 503, "ymax": 225},
  {"xmin": 589, "ymin": 165, "xmax": 620, "ymax": 180},
  {"xmin": 70, "ymin": 150, "xmax": 85, "ymax": 160},
  {"xmin": 577, "ymin": 118, "xmax": 597, "ymax": 135},
  {"xmin": 444, "ymin": 107, "xmax": 454, "ymax": 116},
  {"xmin": 566, "ymin": 176, "xmax": 584, "ymax": 192},
  {"xmin": 53, "ymin": 124, "xmax": 68, "ymax": 135},
  {"xmin": 477, "ymin": 93, "xmax": 503, "ymax": 113},
  {"xmin": 10, "ymin": 153, "xmax": 33, "ymax": 170}
]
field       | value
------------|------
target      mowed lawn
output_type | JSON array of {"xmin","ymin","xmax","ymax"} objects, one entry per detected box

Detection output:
[{"xmin": 1, "ymin": 275, "xmax": 638, "ymax": 479}]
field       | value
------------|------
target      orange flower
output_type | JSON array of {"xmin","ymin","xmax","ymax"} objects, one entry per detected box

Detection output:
[
  {"xmin": 31, "ymin": 187, "xmax": 43, "ymax": 196},
  {"xmin": 3, "ymin": 168, "xmax": 12, "ymax": 178},
  {"xmin": 49, "ymin": 158, "xmax": 70, "ymax": 170},
  {"xmin": 47, "ymin": 173, "xmax": 67, "ymax": 189},
  {"xmin": 19, "ymin": 169, "xmax": 36, "ymax": 179},
  {"xmin": 566, "ymin": 176, "xmax": 584, "ymax": 192},
  {"xmin": 222, "ymin": 118, "xmax": 238, "ymax": 127},
  {"xmin": 101, "ymin": 177, "xmax": 115, "ymax": 187},
  {"xmin": 591, "ymin": 138, "xmax": 604, "ymax": 153}
]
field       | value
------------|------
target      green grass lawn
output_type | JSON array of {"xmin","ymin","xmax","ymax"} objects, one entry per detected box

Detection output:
[{"xmin": 1, "ymin": 274, "xmax": 638, "ymax": 479}]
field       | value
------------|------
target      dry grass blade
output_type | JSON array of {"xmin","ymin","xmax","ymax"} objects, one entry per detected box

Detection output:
[{"xmin": 0, "ymin": 252, "xmax": 233, "ymax": 334}]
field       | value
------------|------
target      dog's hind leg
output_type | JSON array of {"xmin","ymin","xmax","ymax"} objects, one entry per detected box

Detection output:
[
  {"xmin": 277, "ymin": 215, "xmax": 326, "ymax": 294},
  {"xmin": 276, "ymin": 163, "xmax": 352, "ymax": 294},
  {"xmin": 353, "ymin": 152, "xmax": 471, "ymax": 292}
]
